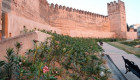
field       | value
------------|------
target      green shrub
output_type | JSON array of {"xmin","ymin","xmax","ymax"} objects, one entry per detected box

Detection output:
[{"xmin": 0, "ymin": 30, "xmax": 111, "ymax": 80}]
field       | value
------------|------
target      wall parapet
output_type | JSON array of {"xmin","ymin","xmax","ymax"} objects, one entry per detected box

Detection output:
[
  {"xmin": 108, "ymin": 0, "xmax": 125, "ymax": 14},
  {"xmin": 48, "ymin": 2, "xmax": 108, "ymax": 20}
]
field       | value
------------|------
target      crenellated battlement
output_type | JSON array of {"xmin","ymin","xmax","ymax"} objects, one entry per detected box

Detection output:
[
  {"xmin": 50, "ymin": 3, "xmax": 54, "ymax": 9},
  {"xmin": 48, "ymin": 2, "xmax": 108, "ymax": 20},
  {"xmin": 55, "ymin": 4, "xmax": 58, "ymax": 9},
  {"xmin": 108, "ymin": 0, "xmax": 125, "ymax": 15},
  {"xmin": 108, "ymin": 1, "xmax": 117, "ymax": 6}
]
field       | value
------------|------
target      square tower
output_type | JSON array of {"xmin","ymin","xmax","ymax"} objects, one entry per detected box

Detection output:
[{"xmin": 108, "ymin": 0, "xmax": 127, "ymax": 38}]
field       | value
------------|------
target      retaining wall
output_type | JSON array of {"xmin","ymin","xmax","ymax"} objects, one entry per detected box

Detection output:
[
  {"xmin": 0, "ymin": 31, "xmax": 51, "ymax": 61},
  {"xmin": 126, "ymin": 32, "xmax": 138, "ymax": 40}
]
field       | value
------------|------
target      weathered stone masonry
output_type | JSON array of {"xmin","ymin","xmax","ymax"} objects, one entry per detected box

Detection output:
[
  {"xmin": 0, "ymin": 0, "xmax": 2, "ymax": 40},
  {"xmin": 0, "ymin": 0, "xmax": 138, "ymax": 39}
]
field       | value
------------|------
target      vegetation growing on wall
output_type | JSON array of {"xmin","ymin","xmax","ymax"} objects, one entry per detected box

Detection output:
[{"xmin": 0, "ymin": 31, "xmax": 111, "ymax": 80}]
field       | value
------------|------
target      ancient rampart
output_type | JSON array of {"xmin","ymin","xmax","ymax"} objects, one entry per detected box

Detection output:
[{"xmin": 0, "ymin": 0, "xmax": 138, "ymax": 39}]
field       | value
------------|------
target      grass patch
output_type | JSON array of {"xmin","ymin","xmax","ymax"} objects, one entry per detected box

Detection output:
[
  {"xmin": 108, "ymin": 42, "xmax": 140, "ymax": 58},
  {"xmin": 121, "ymin": 41, "xmax": 140, "ymax": 47}
]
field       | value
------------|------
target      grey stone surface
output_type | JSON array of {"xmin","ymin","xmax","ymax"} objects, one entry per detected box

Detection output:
[
  {"xmin": 104, "ymin": 55, "xmax": 127, "ymax": 80},
  {"xmin": 102, "ymin": 42, "xmax": 140, "ymax": 80}
]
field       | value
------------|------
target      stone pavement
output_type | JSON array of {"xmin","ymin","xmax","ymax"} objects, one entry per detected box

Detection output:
[{"xmin": 102, "ymin": 42, "xmax": 140, "ymax": 80}]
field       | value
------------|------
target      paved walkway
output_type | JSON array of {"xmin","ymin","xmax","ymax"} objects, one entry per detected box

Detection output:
[{"xmin": 102, "ymin": 42, "xmax": 140, "ymax": 80}]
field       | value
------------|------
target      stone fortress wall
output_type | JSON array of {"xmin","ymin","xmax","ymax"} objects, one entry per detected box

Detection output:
[
  {"xmin": 0, "ymin": 0, "xmax": 138, "ymax": 39},
  {"xmin": 0, "ymin": 0, "xmax": 2, "ymax": 40}
]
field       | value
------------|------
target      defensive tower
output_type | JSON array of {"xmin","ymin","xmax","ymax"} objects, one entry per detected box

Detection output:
[{"xmin": 108, "ymin": 0, "xmax": 127, "ymax": 38}]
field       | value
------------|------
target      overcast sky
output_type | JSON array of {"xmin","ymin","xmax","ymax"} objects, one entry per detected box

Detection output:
[{"xmin": 47, "ymin": 0, "xmax": 140, "ymax": 25}]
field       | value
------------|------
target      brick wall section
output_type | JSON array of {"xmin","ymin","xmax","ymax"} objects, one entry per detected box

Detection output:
[
  {"xmin": 70, "ymin": 30, "xmax": 115, "ymax": 38},
  {"xmin": 0, "ymin": 31, "xmax": 51, "ymax": 61},
  {"xmin": 0, "ymin": 0, "xmax": 2, "ymax": 40},
  {"xmin": 2, "ymin": 0, "xmax": 110, "ymax": 33},
  {"xmin": 126, "ymin": 32, "xmax": 138, "ymax": 40},
  {"xmin": 46, "ymin": 5, "xmax": 110, "ymax": 32},
  {"xmin": 7, "ymin": 13, "xmax": 60, "ymax": 37},
  {"xmin": 0, "ymin": 31, "xmax": 1, "ymax": 40},
  {"xmin": 1, "ymin": 0, "xmax": 137, "ymax": 39},
  {"xmin": 0, "ymin": 32, "xmax": 37, "ymax": 60}
]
